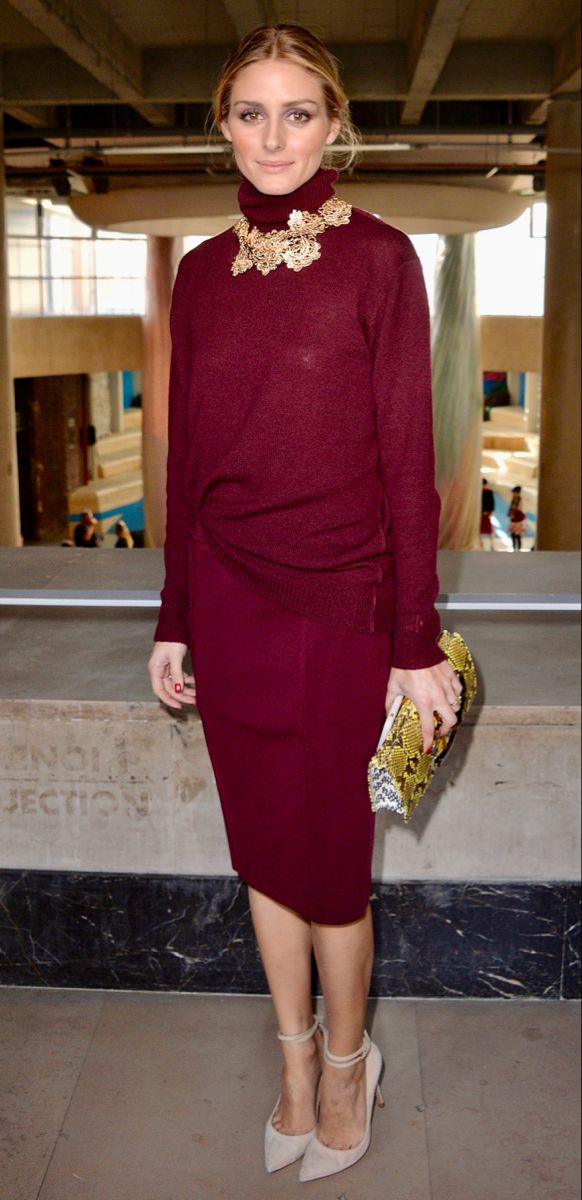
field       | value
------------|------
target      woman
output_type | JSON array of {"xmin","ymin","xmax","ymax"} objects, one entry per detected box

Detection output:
[
  {"xmin": 148, "ymin": 24, "xmax": 462, "ymax": 1184},
  {"xmin": 508, "ymin": 485, "xmax": 527, "ymax": 550},
  {"xmin": 508, "ymin": 506, "xmax": 527, "ymax": 550}
]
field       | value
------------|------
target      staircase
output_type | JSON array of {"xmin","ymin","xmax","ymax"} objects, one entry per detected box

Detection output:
[
  {"xmin": 68, "ymin": 408, "xmax": 144, "ymax": 540},
  {"xmin": 96, "ymin": 423, "xmax": 142, "ymax": 480}
]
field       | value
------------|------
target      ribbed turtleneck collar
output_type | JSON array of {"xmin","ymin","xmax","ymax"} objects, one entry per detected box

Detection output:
[{"xmin": 237, "ymin": 165, "xmax": 339, "ymax": 232}]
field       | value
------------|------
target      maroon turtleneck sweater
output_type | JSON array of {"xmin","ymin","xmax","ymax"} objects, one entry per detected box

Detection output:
[{"xmin": 154, "ymin": 165, "xmax": 447, "ymax": 671}]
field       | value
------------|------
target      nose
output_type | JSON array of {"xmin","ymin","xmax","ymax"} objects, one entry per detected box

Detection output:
[{"xmin": 262, "ymin": 116, "xmax": 285, "ymax": 153}]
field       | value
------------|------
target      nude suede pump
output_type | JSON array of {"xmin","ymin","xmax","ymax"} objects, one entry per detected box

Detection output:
[
  {"xmin": 299, "ymin": 1027, "xmax": 385, "ymax": 1183},
  {"xmin": 264, "ymin": 1015, "xmax": 322, "ymax": 1174}
]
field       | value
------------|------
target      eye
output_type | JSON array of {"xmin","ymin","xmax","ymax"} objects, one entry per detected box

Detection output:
[
  {"xmin": 239, "ymin": 109, "xmax": 262, "ymax": 122},
  {"xmin": 288, "ymin": 110, "xmax": 311, "ymax": 123}
]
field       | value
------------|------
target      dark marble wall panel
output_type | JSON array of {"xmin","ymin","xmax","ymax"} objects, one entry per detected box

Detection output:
[
  {"xmin": 562, "ymin": 885, "xmax": 582, "ymax": 1000},
  {"xmin": 372, "ymin": 882, "xmax": 576, "ymax": 999},
  {"xmin": 0, "ymin": 871, "xmax": 579, "ymax": 999}
]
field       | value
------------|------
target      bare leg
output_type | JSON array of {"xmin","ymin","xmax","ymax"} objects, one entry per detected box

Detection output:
[
  {"xmin": 311, "ymin": 905, "xmax": 374, "ymax": 1150},
  {"xmin": 249, "ymin": 886, "xmax": 322, "ymax": 1136}
]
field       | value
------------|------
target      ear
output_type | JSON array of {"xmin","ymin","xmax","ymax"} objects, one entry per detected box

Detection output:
[
  {"xmin": 325, "ymin": 113, "xmax": 342, "ymax": 146},
  {"xmin": 220, "ymin": 119, "xmax": 232, "ymax": 144}
]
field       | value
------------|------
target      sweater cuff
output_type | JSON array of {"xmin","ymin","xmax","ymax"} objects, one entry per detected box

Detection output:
[
  {"xmin": 391, "ymin": 615, "xmax": 448, "ymax": 671},
  {"xmin": 153, "ymin": 590, "xmax": 189, "ymax": 645}
]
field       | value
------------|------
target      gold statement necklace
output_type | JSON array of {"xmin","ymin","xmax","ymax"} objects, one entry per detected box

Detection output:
[{"xmin": 231, "ymin": 196, "xmax": 352, "ymax": 277}]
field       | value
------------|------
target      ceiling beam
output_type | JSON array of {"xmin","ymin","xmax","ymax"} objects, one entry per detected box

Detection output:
[
  {"xmin": 518, "ymin": 97, "xmax": 550, "ymax": 125},
  {"xmin": 0, "ymin": 42, "xmax": 553, "ymax": 106},
  {"xmin": 1, "ymin": 48, "xmax": 116, "ymax": 104},
  {"xmin": 401, "ymin": 0, "xmax": 473, "ymax": 123},
  {"xmin": 552, "ymin": 19, "xmax": 581, "ymax": 93},
  {"xmin": 519, "ymin": 21, "xmax": 580, "ymax": 123},
  {"xmin": 5, "ymin": 0, "xmax": 173, "ymax": 126},
  {"xmin": 128, "ymin": 41, "xmax": 555, "ymax": 104},
  {"xmin": 2, "ymin": 103, "xmax": 56, "ymax": 128},
  {"xmin": 222, "ymin": 1, "xmax": 280, "ymax": 38}
]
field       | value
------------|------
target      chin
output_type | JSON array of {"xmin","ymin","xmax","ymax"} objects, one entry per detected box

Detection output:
[{"xmin": 242, "ymin": 162, "xmax": 316, "ymax": 193}]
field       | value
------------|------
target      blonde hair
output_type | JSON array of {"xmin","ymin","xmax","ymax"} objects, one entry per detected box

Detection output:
[{"xmin": 208, "ymin": 23, "xmax": 362, "ymax": 172}]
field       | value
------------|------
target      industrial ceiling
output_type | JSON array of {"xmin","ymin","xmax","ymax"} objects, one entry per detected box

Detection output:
[{"xmin": 1, "ymin": 0, "xmax": 580, "ymax": 200}]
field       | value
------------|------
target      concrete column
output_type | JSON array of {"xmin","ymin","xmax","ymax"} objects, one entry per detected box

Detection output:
[
  {"xmin": 109, "ymin": 371, "xmax": 124, "ymax": 434},
  {"xmin": 524, "ymin": 372, "xmax": 541, "ymax": 435},
  {"xmin": 142, "ymin": 235, "xmax": 175, "ymax": 548},
  {"xmin": 537, "ymin": 95, "xmax": 581, "ymax": 550},
  {"xmin": 0, "ymin": 124, "xmax": 21, "ymax": 545}
]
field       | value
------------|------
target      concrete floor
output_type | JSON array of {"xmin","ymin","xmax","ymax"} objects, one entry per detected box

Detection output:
[{"xmin": 0, "ymin": 991, "xmax": 579, "ymax": 1200}]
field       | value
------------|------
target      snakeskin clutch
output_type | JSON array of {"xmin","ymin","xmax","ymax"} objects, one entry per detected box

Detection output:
[{"xmin": 367, "ymin": 630, "xmax": 478, "ymax": 822}]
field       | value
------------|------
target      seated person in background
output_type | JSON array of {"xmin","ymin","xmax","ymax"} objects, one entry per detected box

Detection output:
[
  {"xmin": 114, "ymin": 519, "xmax": 134, "ymax": 549},
  {"xmin": 73, "ymin": 510, "xmax": 102, "ymax": 548}
]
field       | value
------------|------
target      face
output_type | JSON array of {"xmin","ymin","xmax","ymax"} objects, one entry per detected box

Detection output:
[{"xmin": 220, "ymin": 58, "xmax": 341, "ymax": 194}]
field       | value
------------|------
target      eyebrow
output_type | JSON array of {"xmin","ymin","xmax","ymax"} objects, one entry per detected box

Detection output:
[{"xmin": 232, "ymin": 98, "xmax": 320, "ymax": 107}]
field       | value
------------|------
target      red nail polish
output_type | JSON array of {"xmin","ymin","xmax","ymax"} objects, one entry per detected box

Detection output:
[{"xmin": 174, "ymin": 683, "xmax": 182, "ymax": 693}]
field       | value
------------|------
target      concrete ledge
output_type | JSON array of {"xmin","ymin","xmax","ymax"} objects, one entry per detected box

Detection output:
[{"xmin": 1, "ymin": 699, "xmax": 579, "ymax": 883}]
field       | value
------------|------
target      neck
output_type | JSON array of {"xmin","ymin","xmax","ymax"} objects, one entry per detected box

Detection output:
[{"xmin": 237, "ymin": 165, "xmax": 339, "ymax": 231}]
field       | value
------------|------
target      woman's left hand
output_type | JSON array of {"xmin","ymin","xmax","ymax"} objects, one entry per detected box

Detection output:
[{"xmin": 385, "ymin": 660, "xmax": 463, "ymax": 754}]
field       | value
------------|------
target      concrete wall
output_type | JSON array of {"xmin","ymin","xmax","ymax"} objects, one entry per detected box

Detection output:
[
  {"xmin": 480, "ymin": 316, "xmax": 542, "ymax": 372},
  {"xmin": 10, "ymin": 316, "xmax": 142, "ymax": 378}
]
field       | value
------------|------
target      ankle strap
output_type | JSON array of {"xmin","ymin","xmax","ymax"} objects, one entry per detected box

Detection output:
[
  {"xmin": 277, "ymin": 1014, "xmax": 320, "ymax": 1045},
  {"xmin": 322, "ymin": 1026, "xmax": 371, "ymax": 1068}
]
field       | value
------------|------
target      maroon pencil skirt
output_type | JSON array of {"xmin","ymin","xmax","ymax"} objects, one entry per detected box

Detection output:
[{"xmin": 188, "ymin": 527, "xmax": 393, "ymax": 925}]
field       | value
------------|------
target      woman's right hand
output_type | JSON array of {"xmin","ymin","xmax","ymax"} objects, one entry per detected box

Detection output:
[{"xmin": 148, "ymin": 641, "xmax": 197, "ymax": 711}]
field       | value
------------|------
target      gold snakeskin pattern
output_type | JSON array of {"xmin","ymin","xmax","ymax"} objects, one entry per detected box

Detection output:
[
  {"xmin": 368, "ymin": 630, "xmax": 478, "ymax": 823},
  {"xmin": 231, "ymin": 196, "xmax": 352, "ymax": 276}
]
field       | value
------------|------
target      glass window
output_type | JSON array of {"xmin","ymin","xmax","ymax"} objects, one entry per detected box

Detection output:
[
  {"xmin": 41, "ymin": 237, "xmax": 95, "ymax": 280},
  {"xmin": 8, "ymin": 195, "xmax": 148, "ymax": 316},
  {"xmin": 475, "ymin": 209, "xmax": 546, "ymax": 315},
  {"xmin": 8, "ymin": 239, "xmax": 41, "ymax": 278},
  {"xmin": 94, "ymin": 237, "xmax": 147, "ymax": 277},
  {"xmin": 6, "ymin": 197, "xmax": 39, "ymax": 237},
  {"xmin": 40, "ymin": 199, "xmax": 93, "ymax": 239},
  {"xmin": 43, "ymin": 274, "xmax": 95, "ymax": 316},
  {"xmin": 10, "ymin": 277, "xmax": 43, "ymax": 316},
  {"xmin": 96, "ymin": 276, "xmax": 145, "ymax": 315}
]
